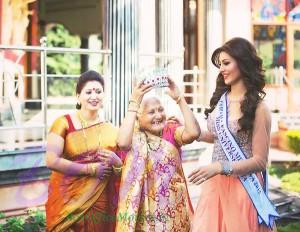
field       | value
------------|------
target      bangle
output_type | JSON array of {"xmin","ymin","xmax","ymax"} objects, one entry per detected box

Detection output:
[
  {"xmin": 220, "ymin": 161, "xmax": 233, "ymax": 176},
  {"xmin": 128, "ymin": 109, "xmax": 138, "ymax": 113},
  {"xmin": 128, "ymin": 103, "xmax": 139, "ymax": 112},
  {"xmin": 112, "ymin": 165, "xmax": 122, "ymax": 173},
  {"xmin": 90, "ymin": 163, "xmax": 97, "ymax": 176},
  {"xmin": 175, "ymin": 96, "xmax": 182, "ymax": 104},
  {"xmin": 85, "ymin": 164, "xmax": 89, "ymax": 175},
  {"xmin": 129, "ymin": 99, "xmax": 139, "ymax": 105}
]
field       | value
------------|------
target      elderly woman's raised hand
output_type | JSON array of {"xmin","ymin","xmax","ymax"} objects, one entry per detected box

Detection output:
[
  {"xmin": 130, "ymin": 81, "xmax": 153, "ymax": 105},
  {"xmin": 165, "ymin": 77, "xmax": 182, "ymax": 102}
]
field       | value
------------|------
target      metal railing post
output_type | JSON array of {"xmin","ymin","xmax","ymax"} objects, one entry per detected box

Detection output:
[{"xmin": 40, "ymin": 37, "xmax": 48, "ymax": 141}]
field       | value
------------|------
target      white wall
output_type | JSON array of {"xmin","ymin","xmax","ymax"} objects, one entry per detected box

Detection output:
[
  {"xmin": 224, "ymin": 0, "xmax": 252, "ymax": 41},
  {"xmin": 206, "ymin": 0, "xmax": 224, "ymax": 98}
]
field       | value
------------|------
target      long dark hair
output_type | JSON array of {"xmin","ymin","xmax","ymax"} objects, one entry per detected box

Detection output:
[
  {"xmin": 76, "ymin": 70, "xmax": 105, "ymax": 109},
  {"xmin": 204, "ymin": 37, "xmax": 266, "ymax": 133}
]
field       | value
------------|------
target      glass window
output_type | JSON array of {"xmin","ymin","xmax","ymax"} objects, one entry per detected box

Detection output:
[
  {"xmin": 292, "ymin": 28, "xmax": 300, "ymax": 87},
  {"xmin": 287, "ymin": 0, "xmax": 300, "ymax": 21},
  {"xmin": 252, "ymin": 0, "xmax": 286, "ymax": 22},
  {"xmin": 254, "ymin": 25, "xmax": 286, "ymax": 84}
]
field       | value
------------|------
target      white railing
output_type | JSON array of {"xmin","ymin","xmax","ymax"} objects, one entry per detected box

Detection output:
[{"xmin": 0, "ymin": 40, "xmax": 111, "ymax": 151}]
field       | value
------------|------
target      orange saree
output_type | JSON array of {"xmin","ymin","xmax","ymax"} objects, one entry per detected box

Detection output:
[{"xmin": 46, "ymin": 115, "xmax": 121, "ymax": 232}]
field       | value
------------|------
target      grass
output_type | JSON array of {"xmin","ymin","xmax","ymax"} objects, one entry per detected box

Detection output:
[
  {"xmin": 269, "ymin": 165, "xmax": 300, "ymax": 193},
  {"xmin": 278, "ymin": 221, "xmax": 300, "ymax": 232}
]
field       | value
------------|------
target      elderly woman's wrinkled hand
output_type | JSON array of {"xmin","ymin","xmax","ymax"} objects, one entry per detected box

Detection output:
[
  {"xmin": 130, "ymin": 81, "xmax": 154, "ymax": 105},
  {"xmin": 165, "ymin": 77, "xmax": 182, "ymax": 102}
]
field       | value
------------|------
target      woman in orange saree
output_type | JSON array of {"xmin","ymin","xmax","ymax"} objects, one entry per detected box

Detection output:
[
  {"xmin": 115, "ymin": 77, "xmax": 201, "ymax": 231},
  {"xmin": 45, "ymin": 71, "xmax": 123, "ymax": 232}
]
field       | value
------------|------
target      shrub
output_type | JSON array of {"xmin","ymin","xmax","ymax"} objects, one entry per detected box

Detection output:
[
  {"xmin": 281, "ymin": 172, "xmax": 300, "ymax": 193},
  {"xmin": 269, "ymin": 165, "xmax": 300, "ymax": 193},
  {"xmin": 287, "ymin": 130, "xmax": 300, "ymax": 155},
  {"xmin": 0, "ymin": 210, "xmax": 45, "ymax": 232}
]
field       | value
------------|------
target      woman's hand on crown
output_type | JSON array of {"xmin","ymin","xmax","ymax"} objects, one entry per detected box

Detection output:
[
  {"xmin": 165, "ymin": 77, "xmax": 182, "ymax": 102},
  {"xmin": 130, "ymin": 81, "xmax": 154, "ymax": 105}
]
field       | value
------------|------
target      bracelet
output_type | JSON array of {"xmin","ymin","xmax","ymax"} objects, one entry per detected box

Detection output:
[
  {"xmin": 175, "ymin": 96, "xmax": 182, "ymax": 104},
  {"xmin": 129, "ymin": 100, "xmax": 140, "ymax": 108},
  {"xmin": 220, "ymin": 161, "xmax": 233, "ymax": 176},
  {"xmin": 85, "ymin": 163, "xmax": 90, "ymax": 175},
  {"xmin": 128, "ymin": 109, "xmax": 138, "ymax": 113},
  {"xmin": 128, "ymin": 103, "xmax": 139, "ymax": 112},
  {"xmin": 112, "ymin": 165, "xmax": 122, "ymax": 173},
  {"xmin": 129, "ymin": 99, "xmax": 139, "ymax": 105},
  {"xmin": 90, "ymin": 163, "xmax": 97, "ymax": 177}
]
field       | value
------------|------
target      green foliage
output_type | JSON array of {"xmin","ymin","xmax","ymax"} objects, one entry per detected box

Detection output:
[
  {"xmin": 23, "ymin": 210, "xmax": 46, "ymax": 232},
  {"xmin": 287, "ymin": 130, "xmax": 300, "ymax": 155},
  {"xmin": 269, "ymin": 165, "xmax": 300, "ymax": 193},
  {"xmin": 0, "ymin": 210, "xmax": 45, "ymax": 232},
  {"xmin": 2, "ymin": 217, "xmax": 24, "ymax": 232},
  {"xmin": 281, "ymin": 172, "xmax": 300, "ymax": 193},
  {"xmin": 278, "ymin": 221, "xmax": 300, "ymax": 232},
  {"xmin": 46, "ymin": 24, "xmax": 81, "ymax": 97}
]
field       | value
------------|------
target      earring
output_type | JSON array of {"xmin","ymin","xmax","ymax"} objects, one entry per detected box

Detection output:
[{"xmin": 76, "ymin": 102, "xmax": 81, "ymax": 109}]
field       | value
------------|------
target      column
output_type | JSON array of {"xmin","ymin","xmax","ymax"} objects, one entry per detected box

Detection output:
[
  {"xmin": 108, "ymin": 0, "xmax": 138, "ymax": 126},
  {"xmin": 206, "ymin": 0, "xmax": 224, "ymax": 98}
]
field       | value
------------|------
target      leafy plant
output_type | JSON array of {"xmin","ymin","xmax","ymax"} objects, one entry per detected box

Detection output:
[
  {"xmin": 269, "ymin": 165, "xmax": 300, "ymax": 193},
  {"xmin": 46, "ymin": 24, "xmax": 81, "ymax": 97},
  {"xmin": 0, "ymin": 210, "xmax": 45, "ymax": 232},
  {"xmin": 23, "ymin": 210, "xmax": 46, "ymax": 232},
  {"xmin": 287, "ymin": 130, "xmax": 300, "ymax": 155},
  {"xmin": 2, "ymin": 217, "xmax": 24, "ymax": 232},
  {"xmin": 281, "ymin": 172, "xmax": 300, "ymax": 193}
]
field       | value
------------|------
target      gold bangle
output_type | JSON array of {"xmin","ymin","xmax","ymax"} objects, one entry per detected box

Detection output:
[
  {"xmin": 129, "ymin": 99, "xmax": 139, "ymax": 105},
  {"xmin": 128, "ymin": 104, "xmax": 139, "ymax": 112},
  {"xmin": 85, "ymin": 164, "xmax": 90, "ymax": 175},
  {"xmin": 112, "ymin": 165, "xmax": 122, "ymax": 173},
  {"xmin": 175, "ymin": 96, "xmax": 182, "ymax": 104},
  {"xmin": 128, "ymin": 102, "xmax": 139, "ymax": 108},
  {"xmin": 128, "ymin": 109, "xmax": 138, "ymax": 113}
]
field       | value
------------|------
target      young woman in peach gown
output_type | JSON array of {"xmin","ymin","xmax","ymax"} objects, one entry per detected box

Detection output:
[
  {"xmin": 45, "ymin": 71, "xmax": 123, "ymax": 231},
  {"xmin": 188, "ymin": 38, "xmax": 279, "ymax": 232}
]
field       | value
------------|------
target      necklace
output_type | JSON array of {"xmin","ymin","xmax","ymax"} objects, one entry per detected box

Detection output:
[
  {"xmin": 77, "ymin": 111, "xmax": 102, "ymax": 158},
  {"xmin": 144, "ymin": 132, "xmax": 162, "ymax": 152}
]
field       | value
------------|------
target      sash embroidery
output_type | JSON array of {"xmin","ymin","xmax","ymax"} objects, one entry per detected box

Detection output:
[{"xmin": 214, "ymin": 92, "xmax": 279, "ymax": 229}]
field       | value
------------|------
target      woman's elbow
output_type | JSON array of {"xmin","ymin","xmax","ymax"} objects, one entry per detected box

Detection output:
[
  {"xmin": 117, "ymin": 140, "xmax": 131, "ymax": 151},
  {"xmin": 45, "ymin": 153, "xmax": 57, "ymax": 170},
  {"xmin": 189, "ymin": 129, "xmax": 201, "ymax": 141},
  {"xmin": 254, "ymin": 157, "xmax": 268, "ymax": 172}
]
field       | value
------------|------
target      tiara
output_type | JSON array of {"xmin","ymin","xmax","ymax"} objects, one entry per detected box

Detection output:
[{"xmin": 142, "ymin": 68, "xmax": 169, "ymax": 88}]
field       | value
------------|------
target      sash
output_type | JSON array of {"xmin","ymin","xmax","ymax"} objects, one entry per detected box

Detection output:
[{"xmin": 214, "ymin": 92, "xmax": 279, "ymax": 229}]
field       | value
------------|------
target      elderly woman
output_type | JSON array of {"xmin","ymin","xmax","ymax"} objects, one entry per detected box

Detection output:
[
  {"xmin": 45, "ymin": 70, "xmax": 123, "ymax": 231},
  {"xmin": 115, "ymin": 77, "xmax": 200, "ymax": 231}
]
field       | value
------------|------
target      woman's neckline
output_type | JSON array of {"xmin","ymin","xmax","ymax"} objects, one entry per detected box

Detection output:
[{"xmin": 68, "ymin": 114, "xmax": 106, "ymax": 132}]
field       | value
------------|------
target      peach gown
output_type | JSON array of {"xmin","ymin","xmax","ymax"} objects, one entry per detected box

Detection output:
[{"xmin": 192, "ymin": 102, "xmax": 276, "ymax": 232}]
